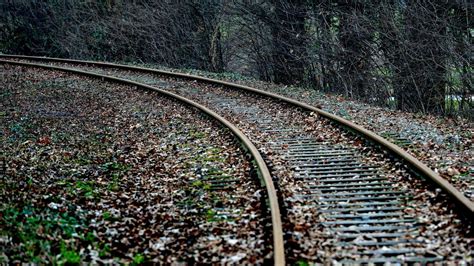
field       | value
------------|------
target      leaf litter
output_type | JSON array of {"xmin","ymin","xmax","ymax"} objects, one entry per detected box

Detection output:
[{"xmin": 0, "ymin": 65, "xmax": 271, "ymax": 264}]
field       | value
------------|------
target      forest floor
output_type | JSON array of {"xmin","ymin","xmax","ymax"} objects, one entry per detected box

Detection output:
[
  {"xmin": 142, "ymin": 64, "xmax": 473, "ymax": 202},
  {"xmin": 1, "ymin": 65, "xmax": 271, "ymax": 264}
]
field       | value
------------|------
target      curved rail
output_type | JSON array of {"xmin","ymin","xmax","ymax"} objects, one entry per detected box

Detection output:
[
  {"xmin": 0, "ymin": 59, "xmax": 286, "ymax": 265},
  {"xmin": 1, "ymin": 55, "xmax": 472, "ymax": 216}
]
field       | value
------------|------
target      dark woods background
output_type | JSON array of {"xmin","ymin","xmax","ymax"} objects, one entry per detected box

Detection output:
[{"xmin": 1, "ymin": 0, "xmax": 472, "ymax": 119}]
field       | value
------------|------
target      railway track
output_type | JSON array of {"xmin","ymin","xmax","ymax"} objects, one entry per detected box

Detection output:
[{"xmin": 1, "ymin": 56, "xmax": 473, "ymax": 264}]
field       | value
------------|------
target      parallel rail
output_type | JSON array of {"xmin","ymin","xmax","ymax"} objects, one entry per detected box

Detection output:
[
  {"xmin": 2, "ymin": 54, "xmax": 472, "ymax": 217},
  {"xmin": 0, "ymin": 59, "xmax": 286, "ymax": 265}
]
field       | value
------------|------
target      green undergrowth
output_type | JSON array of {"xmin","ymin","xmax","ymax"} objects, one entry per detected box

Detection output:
[{"xmin": 1, "ymin": 205, "xmax": 111, "ymax": 264}]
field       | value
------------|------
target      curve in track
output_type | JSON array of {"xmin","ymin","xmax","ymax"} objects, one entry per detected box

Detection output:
[
  {"xmin": 1, "ymin": 54, "xmax": 472, "ymax": 217},
  {"xmin": 0, "ymin": 59, "xmax": 286, "ymax": 265}
]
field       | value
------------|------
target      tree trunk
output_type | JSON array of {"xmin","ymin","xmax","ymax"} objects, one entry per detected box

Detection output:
[
  {"xmin": 399, "ymin": 2, "xmax": 446, "ymax": 114},
  {"xmin": 210, "ymin": 25, "xmax": 224, "ymax": 72},
  {"xmin": 337, "ymin": 2, "xmax": 372, "ymax": 100},
  {"xmin": 270, "ymin": 0, "xmax": 307, "ymax": 84}
]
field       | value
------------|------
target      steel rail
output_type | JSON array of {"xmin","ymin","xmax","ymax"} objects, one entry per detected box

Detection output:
[
  {"xmin": 2, "ymin": 54, "xmax": 472, "ymax": 216},
  {"xmin": 0, "ymin": 59, "xmax": 286, "ymax": 265}
]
